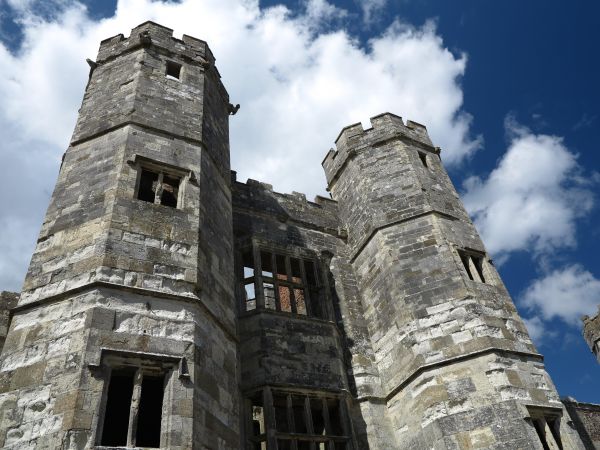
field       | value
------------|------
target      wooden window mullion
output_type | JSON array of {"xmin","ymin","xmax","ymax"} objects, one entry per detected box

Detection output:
[
  {"xmin": 263, "ymin": 387, "xmax": 278, "ymax": 450},
  {"xmin": 272, "ymin": 253, "xmax": 281, "ymax": 312},
  {"xmin": 154, "ymin": 172, "xmax": 164, "ymax": 204},
  {"xmin": 299, "ymin": 260, "xmax": 312, "ymax": 316},
  {"xmin": 285, "ymin": 257, "xmax": 297, "ymax": 314},
  {"xmin": 254, "ymin": 246, "xmax": 265, "ymax": 310},
  {"xmin": 304, "ymin": 396, "xmax": 316, "ymax": 450}
]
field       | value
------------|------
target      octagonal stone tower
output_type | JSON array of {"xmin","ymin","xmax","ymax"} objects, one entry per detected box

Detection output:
[
  {"xmin": 0, "ymin": 22, "xmax": 239, "ymax": 449},
  {"xmin": 322, "ymin": 114, "xmax": 586, "ymax": 449}
]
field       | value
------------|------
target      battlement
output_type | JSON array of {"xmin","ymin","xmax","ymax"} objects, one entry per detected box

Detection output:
[
  {"xmin": 96, "ymin": 21, "xmax": 216, "ymax": 67},
  {"xmin": 231, "ymin": 173, "xmax": 342, "ymax": 237},
  {"xmin": 322, "ymin": 112, "xmax": 436, "ymax": 186}
]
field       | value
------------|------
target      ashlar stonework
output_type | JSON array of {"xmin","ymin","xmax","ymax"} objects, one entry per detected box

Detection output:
[{"xmin": 0, "ymin": 21, "xmax": 598, "ymax": 450}]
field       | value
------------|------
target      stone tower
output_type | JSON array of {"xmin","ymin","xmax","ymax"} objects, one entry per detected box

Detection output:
[
  {"xmin": 321, "ymin": 115, "xmax": 586, "ymax": 449},
  {"xmin": 0, "ymin": 22, "xmax": 239, "ymax": 449},
  {"xmin": 0, "ymin": 21, "xmax": 594, "ymax": 450}
]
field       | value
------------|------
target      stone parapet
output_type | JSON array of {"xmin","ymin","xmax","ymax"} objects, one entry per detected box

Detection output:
[
  {"xmin": 232, "ymin": 176, "xmax": 342, "ymax": 238},
  {"xmin": 322, "ymin": 112, "xmax": 437, "ymax": 188},
  {"xmin": 97, "ymin": 21, "xmax": 215, "ymax": 68}
]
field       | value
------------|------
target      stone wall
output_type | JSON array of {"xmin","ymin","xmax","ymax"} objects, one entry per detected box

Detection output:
[
  {"xmin": 323, "ymin": 112, "xmax": 585, "ymax": 449},
  {"xmin": 0, "ymin": 292, "xmax": 18, "ymax": 353},
  {"xmin": 583, "ymin": 310, "xmax": 600, "ymax": 364},
  {"xmin": 564, "ymin": 399, "xmax": 600, "ymax": 449},
  {"xmin": 0, "ymin": 22, "xmax": 240, "ymax": 449}
]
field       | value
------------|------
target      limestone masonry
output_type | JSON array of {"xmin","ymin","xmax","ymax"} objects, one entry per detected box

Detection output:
[{"xmin": 0, "ymin": 21, "xmax": 599, "ymax": 450}]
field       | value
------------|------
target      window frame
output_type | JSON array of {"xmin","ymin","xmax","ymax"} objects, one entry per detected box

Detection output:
[
  {"xmin": 244, "ymin": 387, "xmax": 354, "ymax": 450},
  {"xmin": 527, "ymin": 407, "xmax": 564, "ymax": 450},
  {"xmin": 457, "ymin": 248, "xmax": 489, "ymax": 284},
  {"xmin": 165, "ymin": 60, "xmax": 183, "ymax": 81},
  {"xmin": 131, "ymin": 155, "xmax": 193, "ymax": 210},
  {"xmin": 95, "ymin": 352, "xmax": 180, "ymax": 449},
  {"xmin": 237, "ymin": 242, "xmax": 328, "ymax": 319}
]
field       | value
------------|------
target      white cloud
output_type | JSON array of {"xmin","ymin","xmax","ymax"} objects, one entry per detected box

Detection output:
[
  {"xmin": 0, "ymin": 0, "xmax": 478, "ymax": 291},
  {"xmin": 462, "ymin": 118, "xmax": 594, "ymax": 261},
  {"xmin": 522, "ymin": 265, "xmax": 600, "ymax": 327},
  {"xmin": 522, "ymin": 316, "xmax": 550, "ymax": 346},
  {"xmin": 358, "ymin": 0, "xmax": 388, "ymax": 24}
]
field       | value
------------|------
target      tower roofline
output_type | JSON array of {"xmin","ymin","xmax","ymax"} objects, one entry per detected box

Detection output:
[
  {"xmin": 96, "ymin": 21, "xmax": 217, "ymax": 70},
  {"xmin": 322, "ymin": 112, "xmax": 439, "ymax": 188}
]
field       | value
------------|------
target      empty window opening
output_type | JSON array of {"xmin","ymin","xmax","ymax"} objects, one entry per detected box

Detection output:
[
  {"xmin": 246, "ymin": 389, "xmax": 352, "ymax": 449},
  {"xmin": 160, "ymin": 174, "xmax": 180, "ymax": 207},
  {"xmin": 165, "ymin": 60, "xmax": 182, "ymax": 80},
  {"xmin": 239, "ymin": 246, "xmax": 325, "ymax": 318},
  {"xmin": 101, "ymin": 371, "xmax": 134, "ymax": 446},
  {"xmin": 136, "ymin": 375, "xmax": 165, "ymax": 448},
  {"xmin": 242, "ymin": 250, "xmax": 257, "ymax": 311},
  {"xmin": 138, "ymin": 169, "xmax": 159, "ymax": 203},
  {"xmin": 418, "ymin": 151, "xmax": 428, "ymax": 168},
  {"xmin": 530, "ymin": 412, "xmax": 563, "ymax": 450},
  {"xmin": 137, "ymin": 168, "xmax": 181, "ymax": 208},
  {"xmin": 100, "ymin": 369, "xmax": 166, "ymax": 448},
  {"xmin": 457, "ymin": 249, "xmax": 487, "ymax": 284},
  {"xmin": 472, "ymin": 255, "xmax": 486, "ymax": 283}
]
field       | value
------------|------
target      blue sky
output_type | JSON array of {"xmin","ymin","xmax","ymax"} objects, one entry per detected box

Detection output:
[{"xmin": 0, "ymin": 0, "xmax": 598, "ymax": 403}]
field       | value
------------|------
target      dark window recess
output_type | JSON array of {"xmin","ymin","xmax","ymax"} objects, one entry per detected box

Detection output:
[
  {"xmin": 136, "ymin": 375, "xmax": 165, "ymax": 448},
  {"xmin": 457, "ymin": 249, "xmax": 487, "ymax": 284},
  {"xmin": 101, "ymin": 371, "xmax": 134, "ymax": 446},
  {"xmin": 137, "ymin": 168, "xmax": 181, "ymax": 208},
  {"xmin": 246, "ymin": 389, "xmax": 352, "ymax": 449},
  {"xmin": 418, "ymin": 151, "xmax": 428, "ymax": 168},
  {"xmin": 239, "ymin": 247, "xmax": 325, "ymax": 318},
  {"xmin": 101, "ymin": 369, "xmax": 165, "ymax": 448},
  {"xmin": 138, "ymin": 169, "xmax": 159, "ymax": 203},
  {"xmin": 165, "ymin": 60, "xmax": 182, "ymax": 80},
  {"xmin": 530, "ymin": 414, "xmax": 563, "ymax": 450}
]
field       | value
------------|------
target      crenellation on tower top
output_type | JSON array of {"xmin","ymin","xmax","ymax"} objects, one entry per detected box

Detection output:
[
  {"xmin": 96, "ymin": 21, "xmax": 214, "ymax": 68},
  {"xmin": 323, "ymin": 113, "xmax": 436, "ymax": 187}
]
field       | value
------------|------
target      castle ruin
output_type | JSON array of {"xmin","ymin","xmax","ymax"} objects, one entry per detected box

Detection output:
[{"xmin": 0, "ymin": 21, "xmax": 598, "ymax": 450}]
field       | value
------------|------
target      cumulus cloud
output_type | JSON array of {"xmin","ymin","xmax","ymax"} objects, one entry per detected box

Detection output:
[
  {"xmin": 0, "ymin": 0, "xmax": 479, "ymax": 291},
  {"xmin": 522, "ymin": 265, "xmax": 600, "ymax": 327},
  {"xmin": 462, "ymin": 117, "xmax": 594, "ymax": 261}
]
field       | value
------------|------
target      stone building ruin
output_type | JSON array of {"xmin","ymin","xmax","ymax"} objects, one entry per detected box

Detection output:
[{"xmin": 0, "ymin": 21, "xmax": 599, "ymax": 450}]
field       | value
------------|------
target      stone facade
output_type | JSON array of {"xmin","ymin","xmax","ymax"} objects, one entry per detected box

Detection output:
[
  {"xmin": 564, "ymin": 399, "xmax": 600, "ymax": 450},
  {"xmin": 0, "ymin": 21, "xmax": 596, "ymax": 449},
  {"xmin": 583, "ymin": 310, "xmax": 600, "ymax": 365}
]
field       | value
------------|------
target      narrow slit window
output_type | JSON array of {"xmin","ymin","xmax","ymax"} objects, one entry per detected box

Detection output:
[
  {"xmin": 458, "ymin": 251, "xmax": 473, "ymax": 280},
  {"xmin": 472, "ymin": 255, "xmax": 486, "ymax": 283},
  {"xmin": 165, "ymin": 60, "xmax": 182, "ymax": 80},
  {"xmin": 458, "ymin": 249, "xmax": 488, "ymax": 284},
  {"xmin": 418, "ymin": 151, "xmax": 428, "ymax": 168}
]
